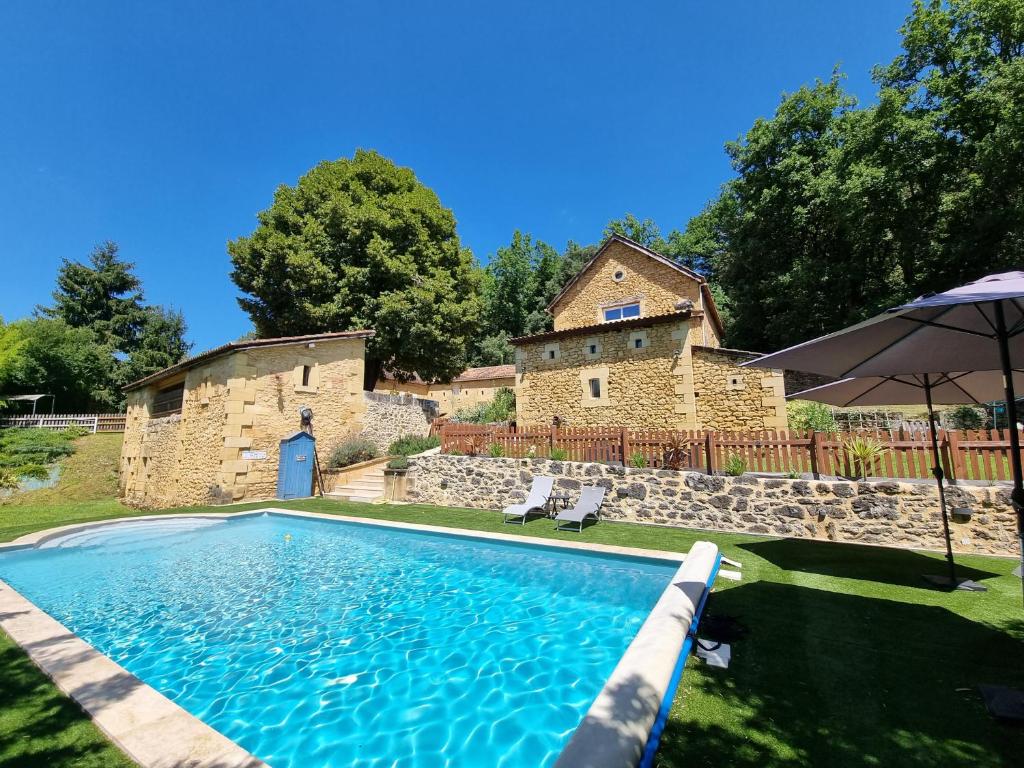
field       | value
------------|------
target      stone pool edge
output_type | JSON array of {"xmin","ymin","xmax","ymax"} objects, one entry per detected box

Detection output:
[{"xmin": 0, "ymin": 507, "xmax": 706, "ymax": 768}]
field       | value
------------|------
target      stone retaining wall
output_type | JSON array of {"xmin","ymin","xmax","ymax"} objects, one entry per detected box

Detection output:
[
  {"xmin": 407, "ymin": 454, "xmax": 1019, "ymax": 556},
  {"xmin": 358, "ymin": 392, "xmax": 438, "ymax": 453}
]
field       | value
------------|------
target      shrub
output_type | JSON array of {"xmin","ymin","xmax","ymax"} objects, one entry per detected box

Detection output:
[
  {"xmin": 61, "ymin": 425, "xmax": 91, "ymax": 439},
  {"xmin": 388, "ymin": 434, "xmax": 440, "ymax": 456},
  {"xmin": 842, "ymin": 436, "xmax": 888, "ymax": 479},
  {"xmin": 387, "ymin": 456, "xmax": 410, "ymax": 470},
  {"xmin": 787, "ymin": 401, "xmax": 838, "ymax": 432},
  {"xmin": 724, "ymin": 455, "xmax": 747, "ymax": 476},
  {"xmin": 662, "ymin": 435, "xmax": 690, "ymax": 470},
  {"xmin": 463, "ymin": 435, "xmax": 487, "ymax": 457},
  {"xmin": 328, "ymin": 436, "xmax": 378, "ymax": 468},
  {"xmin": 549, "ymin": 447, "xmax": 568, "ymax": 461},
  {"xmin": 945, "ymin": 405, "xmax": 987, "ymax": 430},
  {"xmin": 14, "ymin": 463, "xmax": 50, "ymax": 481},
  {"xmin": 629, "ymin": 451, "xmax": 647, "ymax": 468},
  {"xmin": 452, "ymin": 387, "xmax": 517, "ymax": 425},
  {"xmin": 0, "ymin": 468, "xmax": 18, "ymax": 490},
  {"xmin": 488, "ymin": 443, "xmax": 505, "ymax": 458}
]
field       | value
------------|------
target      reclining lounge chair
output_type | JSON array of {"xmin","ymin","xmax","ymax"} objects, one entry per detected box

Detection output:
[
  {"xmin": 502, "ymin": 476, "xmax": 555, "ymax": 525},
  {"xmin": 554, "ymin": 486, "xmax": 606, "ymax": 532}
]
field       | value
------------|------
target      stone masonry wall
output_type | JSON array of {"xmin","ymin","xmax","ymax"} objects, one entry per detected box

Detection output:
[
  {"xmin": 359, "ymin": 391, "xmax": 437, "ymax": 453},
  {"xmin": 552, "ymin": 240, "xmax": 714, "ymax": 341},
  {"xmin": 121, "ymin": 337, "xmax": 367, "ymax": 507},
  {"xmin": 407, "ymin": 454, "xmax": 1019, "ymax": 556},
  {"xmin": 692, "ymin": 347, "xmax": 787, "ymax": 430}
]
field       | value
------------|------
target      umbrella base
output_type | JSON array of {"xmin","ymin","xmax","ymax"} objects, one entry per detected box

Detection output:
[
  {"xmin": 978, "ymin": 685, "xmax": 1024, "ymax": 722},
  {"xmin": 921, "ymin": 574, "xmax": 988, "ymax": 592}
]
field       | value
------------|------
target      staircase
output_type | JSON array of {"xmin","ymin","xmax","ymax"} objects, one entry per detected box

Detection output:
[{"xmin": 327, "ymin": 464, "xmax": 386, "ymax": 503}]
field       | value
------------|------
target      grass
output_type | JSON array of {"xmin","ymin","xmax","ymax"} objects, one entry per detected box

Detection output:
[{"xmin": 1, "ymin": 434, "xmax": 1022, "ymax": 766}]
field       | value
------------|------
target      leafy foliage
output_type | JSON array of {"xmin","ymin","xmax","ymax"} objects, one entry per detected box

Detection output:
[
  {"xmin": 682, "ymin": 0, "xmax": 1024, "ymax": 351},
  {"xmin": 945, "ymin": 404, "xmax": 988, "ymax": 430},
  {"xmin": 0, "ymin": 428, "xmax": 80, "ymax": 491},
  {"xmin": 487, "ymin": 442, "xmax": 505, "ymax": 458},
  {"xmin": 229, "ymin": 150, "xmax": 481, "ymax": 385},
  {"xmin": 787, "ymin": 401, "xmax": 840, "ymax": 432},
  {"xmin": 662, "ymin": 435, "xmax": 691, "ymax": 470},
  {"xmin": 724, "ymin": 454, "xmax": 748, "ymax": 476},
  {"xmin": 386, "ymin": 456, "xmax": 410, "ymax": 470},
  {"xmin": 452, "ymin": 387, "xmax": 516, "ymax": 424},
  {"xmin": 548, "ymin": 447, "xmax": 568, "ymax": 461},
  {"xmin": 387, "ymin": 433, "xmax": 440, "ymax": 456},
  {"xmin": 327, "ymin": 435, "xmax": 378, "ymax": 468},
  {"xmin": 842, "ymin": 436, "xmax": 888, "ymax": 479},
  {"xmin": 629, "ymin": 451, "xmax": 647, "ymax": 468}
]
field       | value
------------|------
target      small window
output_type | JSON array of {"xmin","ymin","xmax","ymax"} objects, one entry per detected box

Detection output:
[
  {"xmin": 613, "ymin": 269, "xmax": 626, "ymax": 282},
  {"xmin": 589, "ymin": 378, "xmax": 601, "ymax": 398},
  {"xmin": 548, "ymin": 349, "xmax": 556, "ymax": 359},
  {"xmin": 603, "ymin": 303, "xmax": 641, "ymax": 322},
  {"xmin": 634, "ymin": 337, "xmax": 643, "ymax": 349},
  {"xmin": 301, "ymin": 365, "xmax": 312, "ymax": 387},
  {"xmin": 589, "ymin": 344, "xmax": 597, "ymax": 354}
]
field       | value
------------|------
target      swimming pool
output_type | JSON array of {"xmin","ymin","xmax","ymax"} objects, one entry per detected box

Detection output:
[{"xmin": 0, "ymin": 512, "xmax": 682, "ymax": 767}]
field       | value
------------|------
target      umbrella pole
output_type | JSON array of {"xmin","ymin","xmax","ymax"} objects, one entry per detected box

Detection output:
[
  {"xmin": 923, "ymin": 376, "xmax": 957, "ymax": 585},
  {"xmin": 993, "ymin": 302, "xmax": 1024, "ymax": 602}
]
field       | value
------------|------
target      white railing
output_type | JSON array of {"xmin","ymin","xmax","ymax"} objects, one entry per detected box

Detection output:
[{"xmin": 0, "ymin": 413, "xmax": 127, "ymax": 432}]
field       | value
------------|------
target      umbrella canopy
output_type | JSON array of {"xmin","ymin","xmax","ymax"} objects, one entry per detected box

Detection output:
[
  {"xmin": 746, "ymin": 272, "xmax": 1024, "ymax": 377},
  {"xmin": 789, "ymin": 371, "xmax": 1024, "ymax": 408}
]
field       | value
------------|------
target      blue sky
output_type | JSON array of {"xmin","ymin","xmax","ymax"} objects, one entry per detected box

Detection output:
[{"xmin": 0, "ymin": 1, "xmax": 909, "ymax": 351}]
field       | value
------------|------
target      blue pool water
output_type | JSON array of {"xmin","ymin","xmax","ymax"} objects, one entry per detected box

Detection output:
[{"xmin": 0, "ymin": 513, "xmax": 678, "ymax": 767}]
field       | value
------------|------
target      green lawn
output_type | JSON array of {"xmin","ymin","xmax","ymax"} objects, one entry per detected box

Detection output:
[{"xmin": 1, "ymin": 434, "xmax": 1022, "ymax": 767}]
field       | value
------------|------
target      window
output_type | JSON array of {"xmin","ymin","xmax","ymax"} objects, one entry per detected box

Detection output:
[
  {"xmin": 612, "ymin": 269, "xmax": 626, "ymax": 282},
  {"xmin": 589, "ymin": 344, "xmax": 597, "ymax": 354},
  {"xmin": 603, "ymin": 303, "xmax": 641, "ymax": 322},
  {"xmin": 634, "ymin": 337, "xmax": 643, "ymax": 349},
  {"xmin": 151, "ymin": 383, "xmax": 184, "ymax": 416},
  {"xmin": 548, "ymin": 349, "xmax": 556, "ymax": 359},
  {"xmin": 589, "ymin": 378, "xmax": 601, "ymax": 398},
  {"xmin": 301, "ymin": 365, "xmax": 312, "ymax": 387}
]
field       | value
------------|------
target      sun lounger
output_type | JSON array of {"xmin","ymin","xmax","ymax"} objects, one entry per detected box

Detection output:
[
  {"xmin": 554, "ymin": 486, "xmax": 606, "ymax": 532},
  {"xmin": 502, "ymin": 476, "xmax": 555, "ymax": 525}
]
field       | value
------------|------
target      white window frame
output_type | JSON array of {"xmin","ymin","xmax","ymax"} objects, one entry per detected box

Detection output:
[{"xmin": 602, "ymin": 302, "xmax": 641, "ymax": 323}]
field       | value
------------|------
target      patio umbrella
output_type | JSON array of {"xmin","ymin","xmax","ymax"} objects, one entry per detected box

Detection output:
[
  {"xmin": 744, "ymin": 271, "xmax": 1024, "ymax": 600},
  {"xmin": 789, "ymin": 370, "xmax": 1024, "ymax": 591}
]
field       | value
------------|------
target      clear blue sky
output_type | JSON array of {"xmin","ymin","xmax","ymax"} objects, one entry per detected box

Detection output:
[{"xmin": 0, "ymin": 0, "xmax": 910, "ymax": 351}]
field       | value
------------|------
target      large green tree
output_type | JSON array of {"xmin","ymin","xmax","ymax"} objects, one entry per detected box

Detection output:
[
  {"xmin": 229, "ymin": 150, "xmax": 481, "ymax": 386},
  {"xmin": 684, "ymin": 0, "xmax": 1024, "ymax": 351}
]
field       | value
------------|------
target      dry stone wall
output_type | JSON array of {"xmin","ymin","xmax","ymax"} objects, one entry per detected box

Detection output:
[
  {"xmin": 407, "ymin": 454, "xmax": 1019, "ymax": 556},
  {"xmin": 359, "ymin": 392, "xmax": 438, "ymax": 453}
]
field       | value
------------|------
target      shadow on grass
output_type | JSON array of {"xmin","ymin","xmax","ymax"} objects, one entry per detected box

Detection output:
[
  {"xmin": 0, "ymin": 635, "xmax": 133, "ymax": 768},
  {"xmin": 738, "ymin": 538, "xmax": 1001, "ymax": 588},
  {"xmin": 656, "ymin": 581, "xmax": 1024, "ymax": 768}
]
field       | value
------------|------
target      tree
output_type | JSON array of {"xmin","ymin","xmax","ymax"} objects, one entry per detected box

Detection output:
[
  {"xmin": 39, "ymin": 241, "xmax": 147, "ymax": 352},
  {"xmin": 119, "ymin": 307, "xmax": 191, "ymax": 387},
  {"xmin": 2, "ymin": 319, "xmax": 116, "ymax": 412},
  {"xmin": 228, "ymin": 150, "xmax": 481, "ymax": 386},
  {"xmin": 682, "ymin": 0, "xmax": 1024, "ymax": 352}
]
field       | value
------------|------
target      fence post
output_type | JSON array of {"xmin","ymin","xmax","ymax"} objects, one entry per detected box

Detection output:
[
  {"xmin": 947, "ymin": 429, "xmax": 963, "ymax": 481},
  {"xmin": 621, "ymin": 427, "xmax": 629, "ymax": 465},
  {"xmin": 809, "ymin": 430, "xmax": 824, "ymax": 479},
  {"xmin": 705, "ymin": 431, "xmax": 716, "ymax": 474},
  {"xmin": 549, "ymin": 426, "xmax": 556, "ymax": 456}
]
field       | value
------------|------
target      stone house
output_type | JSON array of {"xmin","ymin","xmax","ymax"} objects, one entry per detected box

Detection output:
[
  {"xmin": 120, "ymin": 330, "xmax": 376, "ymax": 508},
  {"xmin": 375, "ymin": 364, "xmax": 516, "ymax": 416},
  {"xmin": 511, "ymin": 234, "xmax": 787, "ymax": 430}
]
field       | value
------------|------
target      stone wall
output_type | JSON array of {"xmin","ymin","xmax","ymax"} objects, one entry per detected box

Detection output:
[
  {"xmin": 552, "ymin": 240, "xmax": 713, "ymax": 340},
  {"xmin": 358, "ymin": 391, "xmax": 437, "ymax": 453},
  {"xmin": 407, "ymin": 454, "xmax": 1019, "ymax": 556},
  {"xmin": 692, "ymin": 347, "xmax": 787, "ymax": 430},
  {"xmin": 376, "ymin": 375, "xmax": 514, "ymax": 416},
  {"xmin": 121, "ymin": 336, "xmax": 367, "ymax": 508}
]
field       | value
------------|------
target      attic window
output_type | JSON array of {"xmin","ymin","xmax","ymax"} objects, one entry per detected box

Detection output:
[
  {"xmin": 301, "ymin": 365, "xmax": 312, "ymax": 387},
  {"xmin": 612, "ymin": 269, "xmax": 626, "ymax": 282}
]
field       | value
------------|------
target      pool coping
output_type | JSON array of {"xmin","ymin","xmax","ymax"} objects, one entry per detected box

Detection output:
[{"xmin": 0, "ymin": 508, "xmax": 716, "ymax": 768}]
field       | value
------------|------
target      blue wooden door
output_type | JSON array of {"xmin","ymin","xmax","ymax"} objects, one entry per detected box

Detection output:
[{"xmin": 277, "ymin": 432, "xmax": 315, "ymax": 499}]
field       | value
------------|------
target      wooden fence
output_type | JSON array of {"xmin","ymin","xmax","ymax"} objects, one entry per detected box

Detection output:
[
  {"xmin": 439, "ymin": 424, "xmax": 1024, "ymax": 482},
  {"xmin": 1, "ymin": 413, "xmax": 127, "ymax": 433}
]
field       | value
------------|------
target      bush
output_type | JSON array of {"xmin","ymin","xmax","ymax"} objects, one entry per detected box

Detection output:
[
  {"xmin": 549, "ymin": 447, "xmax": 568, "ymax": 461},
  {"xmin": 0, "ymin": 428, "xmax": 78, "ymax": 481},
  {"xmin": 0, "ymin": 468, "xmax": 19, "ymax": 490},
  {"xmin": 328, "ymin": 436, "xmax": 378, "ymax": 468},
  {"xmin": 452, "ymin": 387, "xmax": 517, "ymax": 424},
  {"xmin": 388, "ymin": 434, "xmax": 440, "ymax": 456},
  {"xmin": 387, "ymin": 456, "xmax": 410, "ymax": 470},
  {"xmin": 629, "ymin": 451, "xmax": 647, "ymax": 468},
  {"xmin": 842, "ymin": 436, "xmax": 887, "ymax": 480},
  {"xmin": 488, "ymin": 443, "xmax": 505, "ymax": 457},
  {"xmin": 787, "ymin": 401, "xmax": 838, "ymax": 432},
  {"xmin": 724, "ymin": 455, "xmax": 747, "ymax": 476},
  {"xmin": 945, "ymin": 405, "xmax": 987, "ymax": 430},
  {"xmin": 14, "ymin": 463, "xmax": 50, "ymax": 481},
  {"xmin": 61, "ymin": 425, "xmax": 91, "ymax": 439}
]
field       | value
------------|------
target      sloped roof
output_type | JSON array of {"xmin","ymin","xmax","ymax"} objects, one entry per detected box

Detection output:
[
  {"xmin": 510, "ymin": 310, "xmax": 696, "ymax": 345},
  {"xmin": 454, "ymin": 364, "xmax": 516, "ymax": 382},
  {"xmin": 546, "ymin": 233, "xmax": 724, "ymax": 337},
  {"xmin": 123, "ymin": 330, "xmax": 375, "ymax": 391}
]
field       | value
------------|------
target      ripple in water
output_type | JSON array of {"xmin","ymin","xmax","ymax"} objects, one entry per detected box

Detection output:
[{"xmin": 0, "ymin": 514, "xmax": 677, "ymax": 767}]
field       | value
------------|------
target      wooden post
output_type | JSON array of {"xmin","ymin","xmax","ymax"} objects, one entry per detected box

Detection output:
[
  {"xmin": 705, "ymin": 431, "xmax": 716, "ymax": 474},
  {"xmin": 620, "ymin": 427, "xmax": 629, "ymax": 466},
  {"xmin": 550, "ymin": 426, "xmax": 556, "ymax": 456},
  {"xmin": 947, "ymin": 429, "xmax": 964, "ymax": 481},
  {"xmin": 809, "ymin": 430, "xmax": 825, "ymax": 479}
]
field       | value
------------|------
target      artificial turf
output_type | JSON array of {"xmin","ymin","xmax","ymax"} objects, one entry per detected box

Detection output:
[{"xmin": 0, "ymin": 435, "xmax": 1021, "ymax": 767}]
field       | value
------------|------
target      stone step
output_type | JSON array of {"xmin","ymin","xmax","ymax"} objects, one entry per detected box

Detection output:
[
  {"xmin": 326, "ymin": 489, "xmax": 383, "ymax": 502},
  {"xmin": 344, "ymin": 479, "xmax": 385, "ymax": 491}
]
